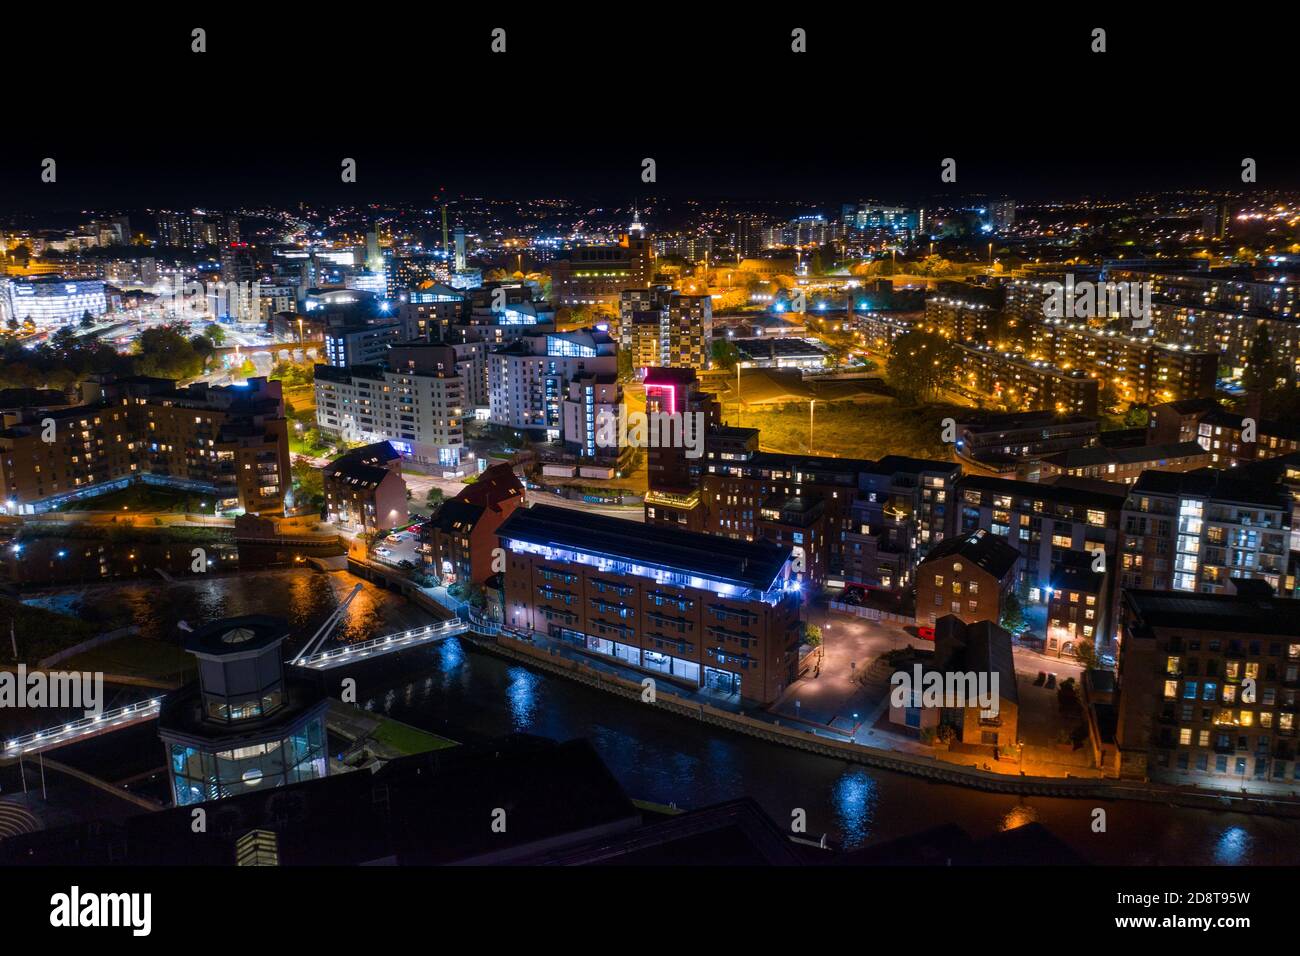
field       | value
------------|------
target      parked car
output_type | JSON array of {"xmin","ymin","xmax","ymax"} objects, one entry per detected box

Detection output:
[
  {"xmin": 398, "ymin": 559, "xmax": 416, "ymax": 570},
  {"xmin": 375, "ymin": 546, "xmax": 392, "ymax": 556}
]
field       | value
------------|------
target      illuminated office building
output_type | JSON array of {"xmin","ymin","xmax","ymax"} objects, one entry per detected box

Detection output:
[
  {"xmin": 4, "ymin": 276, "xmax": 107, "ymax": 328},
  {"xmin": 498, "ymin": 505, "xmax": 801, "ymax": 704}
]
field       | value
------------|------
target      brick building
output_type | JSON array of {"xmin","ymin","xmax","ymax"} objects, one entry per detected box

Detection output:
[
  {"xmin": 496, "ymin": 504, "xmax": 801, "ymax": 704},
  {"xmin": 915, "ymin": 529, "xmax": 1020, "ymax": 629}
]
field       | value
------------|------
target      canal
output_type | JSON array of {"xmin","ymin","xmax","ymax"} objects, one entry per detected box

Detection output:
[{"xmin": 21, "ymin": 568, "xmax": 1300, "ymax": 864}]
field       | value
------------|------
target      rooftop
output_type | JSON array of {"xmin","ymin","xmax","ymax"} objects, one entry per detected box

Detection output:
[
  {"xmin": 921, "ymin": 529, "xmax": 1020, "ymax": 580},
  {"xmin": 1129, "ymin": 468, "xmax": 1287, "ymax": 508},
  {"xmin": 497, "ymin": 504, "xmax": 791, "ymax": 593},
  {"xmin": 1123, "ymin": 590, "xmax": 1300, "ymax": 638}
]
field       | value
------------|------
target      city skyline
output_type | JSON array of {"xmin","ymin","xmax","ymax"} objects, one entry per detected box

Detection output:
[{"xmin": 1, "ymin": 12, "xmax": 1297, "ymax": 927}]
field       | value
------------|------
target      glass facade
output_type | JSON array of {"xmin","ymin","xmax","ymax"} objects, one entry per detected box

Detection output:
[{"xmin": 168, "ymin": 714, "xmax": 327, "ymax": 807}]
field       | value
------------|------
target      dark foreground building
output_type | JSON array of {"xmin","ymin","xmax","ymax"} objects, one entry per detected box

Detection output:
[{"xmin": 157, "ymin": 615, "xmax": 329, "ymax": 807}]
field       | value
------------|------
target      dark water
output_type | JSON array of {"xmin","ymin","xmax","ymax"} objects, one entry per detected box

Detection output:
[
  {"xmin": 26, "ymin": 569, "xmax": 1300, "ymax": 864},
  {"xmin": 22, "ymin": 568, "xmax": 431, "ymax": 648}
]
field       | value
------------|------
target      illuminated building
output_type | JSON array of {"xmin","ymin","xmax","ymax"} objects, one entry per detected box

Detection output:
[
  {"xmin": 1149, "ymin": 398, "xmax": 1300, "ymax": 468},
  {"xmin": 844, "ymin": 204, "xmax": 924, "ymax": 237},
  {"xmin": 421, "ymin": 462, "xmax": 525, "ymax": 586},
  {"xmin": 641, "ymin": 368, "xmax": 719, "ymax": 531},
  {"xmin": 730, "ymin": 336, "xmax": 828, "ymax": 371},
  {"xmin": 844, "ymin": 456, "xmax": 960, "ymax": 593},
  {"xmin": 617, "ymin": 286, "xmax": 713, "ymax": 371},
  {"xmin": 1116, "ymin": 469, "xmax": 1289, "ymax": 601},
  {"xmin": 1035, "ymin": 441, "xmax": 1211, "ymax": 485},
  {"xmin": 956, "ymin": 343, "xmax": 1100, "ymax": 416},
  {"xmin": 497, "ymin": 504, "xmax": 801, "ymax": 703},
  {"xmin": 550, "ymin": 231, "xmax": 652, "ymax": 307},
  {"xmin": 1045, "ymin": 552, "xmax": 1106, "ymax": 658},
  {"xmin": 322, "ymin": 440, "xmax": 408, "ymax": 532},
  {"xmin": 3, "ymin": 276, "xmax": 107, "ymax": 328},
  {"xmin": 954, "ymin": 411, "xmax": 1100, "ymax": 474},
  {"xmin": 914, "ymin": 529, "xmax": 1019, "ymax": 629},
  {"xmin": 955, "ymin": 473, "xmax": 1123, "ymax": 614},
  {"xmin": 988, "ymin": 199, "xmax": 1016, "ymax": 233},
  {"xmin": 323, "ymin": 323, "xmax": 402, "ymax": 367},
  {"xmin": 888, "ymin": 615, "xmax": 1018, "ymax": 752},
  {"xmin": 1114, "ymin": 589, "xmax": 1300, "ymax": 788},
  {"xmin": 314, "ymin": 350, "xmax": 464, "ymax": 472},
  {"xmin": 700, "ymin": 439, "xmax": 869, "ymax": 578},
  {"xmin": 561, "ymin": 372, "xmax": 622, "ymax": 464},
  {"xmin": 397, "ymin": 283, "xmax": 465, "ymax": 341},
  {"xmin": 158, "ymin": 615, "xmax": 328, "ymax": 807},
  {"xmin": 1029, "ymin": 322, "xmax": 1218, "ymax": 405},
  {"xmin": 487, "ymin": 328, "xmax": 615, "ymax": 439},
  {"xmin": 0, "ymin": 376, "xmax": 289, "ymax": 515}
]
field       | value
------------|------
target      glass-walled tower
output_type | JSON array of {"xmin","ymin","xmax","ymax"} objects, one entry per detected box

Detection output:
[{"xmin": 158, "ymin": 615, "xmax": 329, "ymax": 807}]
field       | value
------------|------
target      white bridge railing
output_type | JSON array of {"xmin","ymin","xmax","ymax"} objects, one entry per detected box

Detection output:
[
  {"xmin": 3, "ymin": 697, "xmax": 162, "ymax": 758},
  {"xmin": 293, "ymin": 619, "xmax": 468, "ymax": 670}
]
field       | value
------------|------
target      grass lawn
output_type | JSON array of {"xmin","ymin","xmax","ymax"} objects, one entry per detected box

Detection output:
[
  {"xmin": 743, "ymin": 399, "xmax": 967, "ymax": 461},
  {"xmin": 1, "ymin": 598, "xmax": 100, "ymax": 664},
  {"xmin": 370, "ymin": 718, "xmax": 458, "ymax": 755},
  {"xmin": 58, "ymin": 634, "xmax": 197, "ymax": 682},
  {"xmin": 57, "ymin": 483, "xmax": 212, "ymax": 515}
]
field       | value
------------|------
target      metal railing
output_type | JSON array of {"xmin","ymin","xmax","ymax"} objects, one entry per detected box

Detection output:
[
  {"xmin": 294, "ymin": 619, "xmax": 468, "ymax": 670},
  {"xmin": 3, "ymin": 697, "xmax": 162, "ymax": 757}
]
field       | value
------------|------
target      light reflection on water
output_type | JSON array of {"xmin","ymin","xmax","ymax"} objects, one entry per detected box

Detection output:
[
  {"xmin": 1213, "ymin": 826, "xmax": 1251, "ymax": 865},
  {"xmin": 1000, "ymin": 802, "xmax": 1040, "ymax": 832},
  {"xmin": 505, "ymin": 666, "xmax": 541, "ymax": 729},
  {"xmin": 832, "ymin": 768, "xmax": 879, "ymax": 848},
  {"xmin": 30, "ymin": 569, "xmax": 1300, "ymax": 864}
]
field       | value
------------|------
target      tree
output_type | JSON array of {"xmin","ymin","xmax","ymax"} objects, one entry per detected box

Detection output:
[
  {"xmin": 79, "ymin": 310, "xmax": 95, "ymax": 329},
  {"xmin": 291, "ymin": 459, "xmax": 325, "ymax": 511},
  {"xmin": 802, "ymin": 622, "xmax": 823, "ymax": 647},
  {"xmin": 887, "ymin": 330, "xmax": 957, "ymax": 404},
  {"xmin": 133, "ymin": 325, "xmax": 203, "ymax": 380},
  {"xmin": 1124, "ymin": 404, "xmax": 1150, "ymax": 428},
  {"xmin": 1242, "ymin": 325, "xmax": 1281, "ymax": 391},
  {"xmin": 711, "ymin": 338, "xmax": 740, "ymax": 371},
  {"xmin": 1074, "ymin": 638, "xmax": 1101, "ymax": 671},
  {"xmin": 999, "ymin": 592, "xmax": 1027, "ymax": 635},
  {"xmin": 426, "ymin": 487, "xmax": 445, "ymax": 508},
  {"xmin": 204, "ymin": 322, "xmax": 226, "ymax": 346},
  {"xmin": 616, "ymin": 347, "xmax": 634, "ymax": 382}
]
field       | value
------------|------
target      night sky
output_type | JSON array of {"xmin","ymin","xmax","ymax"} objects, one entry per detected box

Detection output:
[{"xmin": 3, "ymin": 12, "xmax": 1296, "ymax": 211}]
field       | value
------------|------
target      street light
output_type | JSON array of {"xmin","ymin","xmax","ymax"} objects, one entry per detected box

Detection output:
[{"xmin": 809, "ymin": 398, "xmax": 816, "ymax": 454}]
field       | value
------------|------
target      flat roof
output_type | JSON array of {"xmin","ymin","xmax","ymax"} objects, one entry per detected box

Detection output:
[
  {"xmin": 497, "ymin": 504, "xmax": 790, "ymax": 592},
  {"xmin": 1130, "ymin": 468, "xmax": 1287, "ymax": 508},
  {"xmin": 1123, "ymin": 590, "xmax": 1300, "ymax": 637}
]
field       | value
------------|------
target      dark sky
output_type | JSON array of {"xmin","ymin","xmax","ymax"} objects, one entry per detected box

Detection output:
[{"xmin": 3, "ymin": 12, "xmax": 1297, "ymax": 211}]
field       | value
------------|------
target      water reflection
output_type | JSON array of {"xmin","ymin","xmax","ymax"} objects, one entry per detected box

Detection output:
[
  {"xmin": 505, "ymin": 666, "xmax": 540, "ymax": 729},
  {"xmin": 832, "ymin": 768, "xmax": 878, "ymax": 848},
  {"xmin": 1000, "ymin": 801, "xmax": 1039, "ymax": 832},
  {"xmin": 29, "ymin": 568, "xmax": 1300, "ymax": 865},
  {"xmin": 1213, "ymin": 826, "xmax": 1251, "ymax": 865}
]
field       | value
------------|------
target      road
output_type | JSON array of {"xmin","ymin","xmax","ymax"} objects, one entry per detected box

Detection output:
[{"xmin": 395, "ymin": 468, "xmax": 643, "ymax": 522}]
